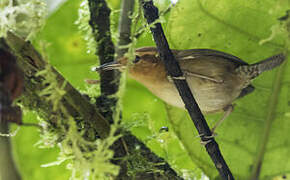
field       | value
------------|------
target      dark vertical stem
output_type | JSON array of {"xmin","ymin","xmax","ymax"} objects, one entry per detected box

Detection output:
[
  {"xmin": 140, "ymin": 0, "xmax": 234, "ymax": 179},
  {"xmin": 113, "ymin": 0, "xmax": 135, "ymax": 178},
  {"xmin": 116, "ymin": 0, "xmax": 135, "ymax": 59},
  {"xmin": 88, "ymin": 0, "xmax": 118, "ymax": 125},
  {"xmin": 88, "ymin": 0, "xmax": 117, "ymax": 96}
]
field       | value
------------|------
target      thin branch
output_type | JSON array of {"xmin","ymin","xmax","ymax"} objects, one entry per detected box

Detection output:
[
  {"xmin": 116, "ymin": 0, "xmax": 135, "ymax": 58},
  {"xmin": 21, "ymin": 123, "xmax": 42, "ymax": 128},
  {"xmin": 139, "ymin": 0, "xmax": 234, "ymax": 179},
  {"xmin": 5, "ymin": 32, "xmax": 110, "ymax": 139}
]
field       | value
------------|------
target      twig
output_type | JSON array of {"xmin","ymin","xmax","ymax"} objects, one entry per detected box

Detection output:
[
  {"xmin": 116, "ymin": 0, "xmax": 135, "ymax": 59},
  {"xmin": 21, "ymin": 123, "xmax": 42, "ymax": 128},
  {"xmin": 139, "ymin": 0, "xmax": 234, "ymax": 179}
]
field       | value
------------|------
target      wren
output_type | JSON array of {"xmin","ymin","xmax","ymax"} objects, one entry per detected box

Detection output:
[{"xmin": 94, "ymin": 47, "xmax": 286, "ymax": 132}]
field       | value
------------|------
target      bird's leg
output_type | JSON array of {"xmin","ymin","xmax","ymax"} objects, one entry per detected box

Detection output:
[
  {"xmin": 199, "ymin": 105, "xmax": 234, "ymax": 145},
  {"xmin": 198, "ymin": 105, "xmax": 234, "ymax": 138},
  {"xmin": 200, "ymin": 138, "xmax": 213, "ymax": 146},
  {"xmin": 211, "ymin": 104, "xmax": 234, "ymax": 135}
]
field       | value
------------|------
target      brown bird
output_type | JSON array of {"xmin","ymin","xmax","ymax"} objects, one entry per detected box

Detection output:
[{"xmin": 94, "ymin": 47, "xmax": 286, "ymax": 132}]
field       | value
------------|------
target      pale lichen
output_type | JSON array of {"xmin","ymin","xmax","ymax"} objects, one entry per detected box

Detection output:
[
  {"xmin": 43, "ymin": 116, "xmax": 121, "ymax": 180},
  {"xmin": 36, "ymin": 64, "xmax": 120, "ymax": 179},
  {"xmin": 75, "ymin": 0, "xmax": 97, "ymax": 55},
  {"xmin": 0, "ymin": 0, "xmax": 46, "ymax": 40}
]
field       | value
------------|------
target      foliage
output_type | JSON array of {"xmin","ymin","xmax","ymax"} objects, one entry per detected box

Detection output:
[{"xmin": 4, "ymin": 0, "xmax": 290, "ymax": 180}]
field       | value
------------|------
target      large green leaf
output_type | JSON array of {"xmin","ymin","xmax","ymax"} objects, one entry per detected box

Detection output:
[{"xmin": 165, "ymin": 0, "xmax": 290, "ymax": 179}]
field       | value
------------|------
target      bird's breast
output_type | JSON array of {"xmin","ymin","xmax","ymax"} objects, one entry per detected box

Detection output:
[
  {"xmin": 147, "ymin": 76, "xmax": 244, "ymax": 113},
  {"xmin": 140, "ymin": 69, "xmax": 246, "ymax": 113}
]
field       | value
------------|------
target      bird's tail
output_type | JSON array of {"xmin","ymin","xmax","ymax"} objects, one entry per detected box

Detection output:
[{"xmin": 236, "ymin": 53, "xmax": 286, "ymax": 80}]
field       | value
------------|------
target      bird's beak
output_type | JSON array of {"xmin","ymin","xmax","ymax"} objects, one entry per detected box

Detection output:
[{"xmin": 92, "ymin": 61, "xmax": 125, "ymax": 72}]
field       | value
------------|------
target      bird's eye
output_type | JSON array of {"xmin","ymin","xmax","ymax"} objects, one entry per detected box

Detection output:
[{"xmin": 133, "ymin": 55, "xmax": 141, "ymax": 63}]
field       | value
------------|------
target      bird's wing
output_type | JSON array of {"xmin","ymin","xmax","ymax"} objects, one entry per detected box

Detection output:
[
  {"xmin": 174, "ymin": 49, "xmax": 256, "ymax": 96},
  {"xmin": 174, "ymin": 48, "xmax": 249, "ymax": 66},
  {"xmin": 182, "ymin": 70, "xmax": 224, "ymax": 83}
]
